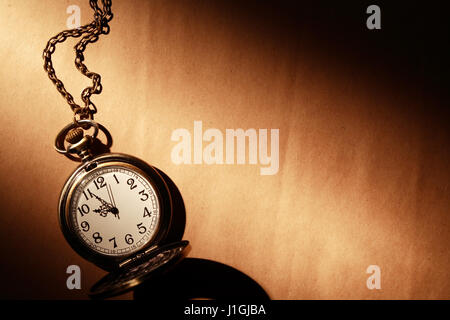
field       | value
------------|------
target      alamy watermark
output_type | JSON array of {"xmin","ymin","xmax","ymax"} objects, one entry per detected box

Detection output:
[
  {"xmin": 171, "ymin": 121, "xmax": 279, "ymax": 175},
  {"xmin": 66, "ymin": 265, "xmax": 81, "ymax": 290},
  {"xmin": 366, "ymin": 265, "xmax": 381, "ymax": 290},
  {"xmin": 66, "ymin": 5, "xmax": 81, "ymax": 29},
  {"xmin": 366, "ymin": 5, "xmax": 381, "ymax": 30}
]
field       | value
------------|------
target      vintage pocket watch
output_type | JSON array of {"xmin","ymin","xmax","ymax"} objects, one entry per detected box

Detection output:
[
  {"xmin": 43, "ymin": 1, "xmax": 189, "ymax": 298},
  {"xmin": 58, "ymin": 151, "xmax": 174, "ymax": 271},
  {"xmin": 54, "ymin": 122, "xmax": 189, "ymax": 299}
]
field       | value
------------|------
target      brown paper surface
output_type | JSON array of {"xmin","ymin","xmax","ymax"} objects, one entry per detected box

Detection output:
[{"xmin": 0, "ymin": 1, "xmax": 448, "ymax": 299}]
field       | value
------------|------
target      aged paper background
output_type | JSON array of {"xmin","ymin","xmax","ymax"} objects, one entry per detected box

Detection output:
[{"xmin": 0, "ymin": 0, "xmax": 448, "ymax": 299}]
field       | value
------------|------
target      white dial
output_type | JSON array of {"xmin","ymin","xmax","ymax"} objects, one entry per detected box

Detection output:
[{"xmin": 69, "ymin": 165, "xmax": 160, "ymax": 257}]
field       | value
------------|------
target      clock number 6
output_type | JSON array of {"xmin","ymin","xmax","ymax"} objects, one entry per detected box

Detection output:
[{"xmin": 125, "ymin": 234, "xmax": 134, "ymax": 245}]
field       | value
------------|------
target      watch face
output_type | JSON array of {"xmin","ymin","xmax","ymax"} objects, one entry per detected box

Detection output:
[{"xmin": 68, "ymin": 164, "xmax": 161, "ymax": 257}]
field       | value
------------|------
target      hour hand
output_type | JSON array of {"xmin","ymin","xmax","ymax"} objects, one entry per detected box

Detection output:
[
  {"xmin": 93, "ymin": 206, "xmax": 109, "ymax": 217},
  {"xmin": 92, "ymin": 192, "xmax": 119, "ymax": 219}
]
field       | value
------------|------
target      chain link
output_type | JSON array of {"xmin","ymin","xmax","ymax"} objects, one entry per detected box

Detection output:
[{"xmin": 43, "ymin": 0, "xmax": 113, "ymax": 122}]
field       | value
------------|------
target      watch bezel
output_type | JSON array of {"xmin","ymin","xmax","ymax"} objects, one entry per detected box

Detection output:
[{"xmin": 58, "ymin": 153, "xmax": 173, "ymax": 271}]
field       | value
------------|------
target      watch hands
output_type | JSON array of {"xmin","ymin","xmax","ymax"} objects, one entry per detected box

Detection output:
[
  {"xmin": 106, "ymin": 184, "xmax": 120, "ymax": 220},
  {"xmin": 93, "ymin": 206, "xmax": 110, "ymax": 217},
  {"xmin": 91, "ymin": 192, "xmax": 119, "ymax": 219},
  {"xmin": 92, "ymin": 193, "xmax": 113, "ymax": 208}
]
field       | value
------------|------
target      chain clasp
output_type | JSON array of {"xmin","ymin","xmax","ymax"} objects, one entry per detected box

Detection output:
[{"xmin": 55, "ymin": 120, "xmax": 99, "ymax": 162}]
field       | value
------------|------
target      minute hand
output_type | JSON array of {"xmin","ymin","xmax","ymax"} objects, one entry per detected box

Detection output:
[
  {"xmin": 106, "ymin": 184, "xmax": 120, "ymax": 219},
  {"xmin": 92, "ymin": 193, "xmax": 114, "ymax": 209}
]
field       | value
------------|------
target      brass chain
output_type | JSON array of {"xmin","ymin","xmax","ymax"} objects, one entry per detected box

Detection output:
[{"xmin": 43, "ymin": 0, "xmax": 113, "ymax": 122}]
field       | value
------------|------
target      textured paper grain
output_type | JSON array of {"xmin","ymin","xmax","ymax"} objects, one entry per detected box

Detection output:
[{"xmin": 0, "ymin": 0, "xmax": 448, "ymax": 299}]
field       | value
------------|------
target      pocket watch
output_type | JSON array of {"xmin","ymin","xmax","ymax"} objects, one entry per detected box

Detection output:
[
  {"xmin": 43, "ymin": 1, "xmax": 189, "ymax": 298},
  {"xmin": 58, "ymin": 151, "xmax": 173, "ymax": 271}
]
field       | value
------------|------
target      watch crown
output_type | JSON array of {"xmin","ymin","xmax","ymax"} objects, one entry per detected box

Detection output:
[{"xmin": 65, "ymin": 127, "xmax": 84, "ymax": 144}]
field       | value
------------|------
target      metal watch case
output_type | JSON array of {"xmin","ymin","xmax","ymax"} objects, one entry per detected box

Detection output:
[{"xmin": 58, "ymin": 153, "xmax": 173, "ymax": 271}]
